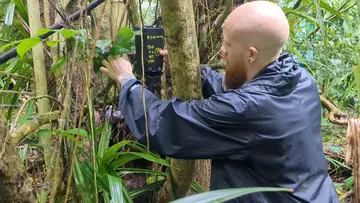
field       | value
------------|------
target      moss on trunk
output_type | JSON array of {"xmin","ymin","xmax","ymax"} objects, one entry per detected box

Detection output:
[
  {"xmin": 0, "ymin": 115, "xmax": 35, "ymax": 203},
  {"xmin": 157, "ymin": 0, "xmax": 210, "ymax": 202}
]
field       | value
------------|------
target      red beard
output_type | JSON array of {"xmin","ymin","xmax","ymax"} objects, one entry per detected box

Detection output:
[{"xmin": 224, "ymin": 60, "xmax": 247, "ymax": 90}]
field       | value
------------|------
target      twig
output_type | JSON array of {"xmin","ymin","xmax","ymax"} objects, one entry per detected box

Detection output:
[
  {"xmin": 320, "ymin": 95, "xmax": 348, "ymax": 125},
  {"xmin": 0, "ymin": 71, "xmax": 33, "ymax": 80},
  {"xmin": 10, "ymin": 95, "xmax": 63, "ymax": 134},
  {"xmin": 139, "ymin": 12, "xmax": 150, "ymax": 153},
  {"xmin": 0, "ymin": 90, "xmax": 34, "ymax": 95},
  {"xmin": 340, "ymin": 189, "xmax": 354, "ymax": 201},
  {"xmin": 0, "ymin": 0, "xmax": 106, "ymax": 65},
  {"xmin": 10, "ymin": 111, "xmax": 61, "ymax": 145},
  {"xmin": 46, "ymin": 0, "xmax": 74, "ymax": 29}
]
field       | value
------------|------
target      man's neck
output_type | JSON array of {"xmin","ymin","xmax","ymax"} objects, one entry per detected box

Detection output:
[{"xmin": 246, "ymin": 56, "xmax": 279, "ymax": 81}]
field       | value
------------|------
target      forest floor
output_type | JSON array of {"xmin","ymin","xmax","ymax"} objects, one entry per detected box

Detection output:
[{"xmin": 322, "ymin": 117, "xmax": 354, "ymax": 203}]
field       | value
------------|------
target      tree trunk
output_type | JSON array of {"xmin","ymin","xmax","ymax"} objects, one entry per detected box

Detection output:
[
  {"xmin": 110, "ymin": 1, "xmax": 127, "ymax": 41},
  {"xmin": 0, "ymin": 114, "xmax": 36, "ymax": 203},
  {"xmin": 156, "ymin": 0, "xmax": 211, "ymax": 202},
  {"xmin": 129, "ymin": 0, "xmax": 141, "ymax": 27},
  {"xmin": 27, "ymin": 0, "xmax": 65, "ymax": 200},
  {"xmin": 27, "ymin": 0, "xmax": 53, "ymax": 177}
]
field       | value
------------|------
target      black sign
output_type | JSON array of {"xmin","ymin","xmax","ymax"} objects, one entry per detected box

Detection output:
[{"xmin": 134, "ymin": 26, "xmax": 165, "ymax": 75}]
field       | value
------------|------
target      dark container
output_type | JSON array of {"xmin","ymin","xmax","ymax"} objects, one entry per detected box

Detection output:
[{"xmin": 133, "ymin": 26, "xmax": 165, "ymax": 75}]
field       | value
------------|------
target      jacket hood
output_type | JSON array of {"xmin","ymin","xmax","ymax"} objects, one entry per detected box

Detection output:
[{"xmin": 240, "ymin": 52, "xmax": 302, "ymax": 96}]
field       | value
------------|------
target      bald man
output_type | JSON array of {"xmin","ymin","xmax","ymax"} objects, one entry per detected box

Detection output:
[{"xmin": 101, "ymin": 1, "xmax": 340, "ymax": 202}]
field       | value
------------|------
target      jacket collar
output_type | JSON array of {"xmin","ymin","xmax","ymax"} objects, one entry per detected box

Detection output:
[{"xmin": 237, "ymin": 52, "xmax": 302, "ymax": 96}]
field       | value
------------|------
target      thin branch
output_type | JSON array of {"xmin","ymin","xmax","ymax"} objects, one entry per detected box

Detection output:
[
  {"xmin": 10, "ymin": 111, "xmax": 61, "ymax": 145},
  {"xmin": 10, "ymin": 95, "xmax": 63, "ymax": 134},
  {"xmin": 0, "ymin": 90, "xmax": 34, "ymax": 95},
  {"xmin": 46, "ymin": 0, "xmax": 75, "ymax": 30},
  {"xmin": 0, "ymin": 0, "xmax": 105, "ymax": 65},
  {"xmin": 0, "ymin": 71, "xmax": 33, "ymax": 81},
  {"xmin": 319, "ymin": 95, "xmax": 348, "ymax": 125}
]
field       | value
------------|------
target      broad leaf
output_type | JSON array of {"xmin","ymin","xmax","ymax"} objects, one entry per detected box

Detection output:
[
  {"xmin": 117, "ymin": 168, "xmax": 168, "ymax": 177},
  {"xmin": 64, "ymin": 128, "xmax": 88, "ymax": 137},
  {"xmin": 98, "ymin": 121, "xmax": 111, "ymax": 158},
  {"xmin": 108, "ymin": 174, "xmax": 124, "ymax": 203},
  {"xmin": 36, "ymin": 129, "xmax": 52, "ymax": 137},
  {"xmin": 110, "ymin": 154, "xmax": 142, "ymax": 169},
  {"xmin": 36, "ymin": 28, "xmax": 52, "ymax": 36},
  {"xmin": 170, "ymin": 187, "xmax": 293, "ymax": 203},
  {"xmin": 5, "ymin": 3, "xmax": 15, "ymax": 25},
  {"xmin": 343, "ymin": 176, "xmax": 353, "ymax": 191},
  {"xmin": 16, "ymin": 37, "xmax": 42, "ymax": 58},
  {"xmin": 46, "ymin": 40, "xmax": 60, "ymax": 48},
  {"xmin": 117, "ymin": 26, "xmax": 135, "ymax": 42},
  {"xmin": 50, "ymin": 56, "xmax": 66, "ymax": 74},
  {"xmin": 129, "ymin": 179, "xmax": 165, "ymax": 199},
  {"xmin": 102, "ymin": 140, "xmax": 132, "ymax": 163},
  {"xmin": 60, "ymin": 29, "xmax": 78, "ymax": 39},
  {"xmin": 112, "ymin": 152, "xmax": 170, "ymax": 167}
]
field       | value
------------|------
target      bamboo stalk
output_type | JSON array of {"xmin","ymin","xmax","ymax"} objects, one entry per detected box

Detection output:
[{"xmin": 27, "ymin": 0, "xmax": 53, "ymax": 174}]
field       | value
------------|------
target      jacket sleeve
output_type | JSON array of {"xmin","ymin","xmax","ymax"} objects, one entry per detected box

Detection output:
[
  {"xmin": 200, "ymin": 65, "xmax": 225, "ymax": 98},
  {"xmin": 119, "ymin": 78, "xmax": 251, "ymax": 160}
]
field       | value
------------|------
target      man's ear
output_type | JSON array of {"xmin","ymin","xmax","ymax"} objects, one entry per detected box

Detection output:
[{"xmin": 248, "ymin": 47, "xmax": 258, "ymax": 63}]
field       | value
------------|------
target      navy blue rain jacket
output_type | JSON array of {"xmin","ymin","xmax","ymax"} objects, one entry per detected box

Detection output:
[{"xmin": 119, "ymin": 53, "xmax": 340, "ymax": 203}]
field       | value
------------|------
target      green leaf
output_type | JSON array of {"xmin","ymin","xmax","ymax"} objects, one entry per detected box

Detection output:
[
  {"xmin": 102, "ymin": 140, "xmax": 132, "ymax": 163},
  {"xmin": 16, "ymin": 37, "xmax": 42, "ymax": 58},
  {"xmin": 17, "ymin": 100, "xmax": 35, "ymax": 125},
  {"xmin": 320, "ymin": 0, "xmax": 341, "ymax": 17},
  {"xmin": 0, "ymin": 40, "xmax": 22, "ymax": 51},
  {"xmin": 36, "ymin": 28, "xmax": 52, "ymax": 36},
  {"xmin": 64, "ymin": 128, "xmax": 88, "ymax": 137},
  {"xmin": 117, "ymin": 26, "xmax": 134, "ymax": 42},
  {"xmin": 13, "ymin": 0, "xmax": 28, "ymax": 22},
  {"xmin": 46, "ymin": 40, "xmax": 60, "ymax": 48},
  {"xmin": 5, "ymin": 3, "xmax": 15, "ymax": 25},
  {"xmin": 110, "ymin": 154, "xmax": 142, "ymax": 169},
  {"xmin": 96, "ymin": 40, "xmax": 112, "ymax": 51},
  {"xmin": 344, "ymin": 176, "xmax": 354, "ymax": 191},
  {"xmin": 60, "ymin": 29, "xmax": 78, "ymax": 39},
  {"xmin": 129, "ymin": 179, "xmax": 165, "ymax": 199},
  {"xmin": 170, "ymin": 187, "xmax": 293, "ymax": 203},
  {"xmin": 50, "ymin": 56, "xmax": 66, "ymax": 74},
  {"xmin": 98, "ymin": 121, "xmax": 111, "ymax": 158},
  {"xmin": 191, "ymin": 180, "xmax": 207, "ymax": 194},
  {"xmin": 36, "ymin": 129, "xmax": 53, "ymax": 137},
  {"xmin": 19, "ymin": 144, "xmax": 29, "ymax": 163},
  {"xmin": 110, "ymin": 26, "xmax": 135, "ymax": 55},
  {"xmin": 117, "ymin": 168, "xmax": 168, "ymax": 177},
  {"xmin": 74, "ymin": 157, "xmax": 96, "ymax": 202},
  {"xmin": 108, "ymin": 174, "xmax": 124, "ymax": 203},
  {"xmin": 113, "ymin": 152, "xmax": 170, "ymax": 167},
  {"xmin": 283, "ymin": 8, "xmax": 319, "ymax": 25}
]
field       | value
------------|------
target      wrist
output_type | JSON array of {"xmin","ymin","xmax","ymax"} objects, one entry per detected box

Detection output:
[{"xmin": 119, "ymin": 73, "xmax": 136, "ymax": 86}]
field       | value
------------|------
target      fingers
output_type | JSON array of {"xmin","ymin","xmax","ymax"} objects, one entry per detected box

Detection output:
[
  {"xmin": 100, "ymin": 67, "xmax": 109, "ymax": 74},
  {"xmin": 159, "ymin": 50, "xmax": 168, "ymax": 56},
  {"xmin": 102, "ymin": 59, "xmax": 113, "ymax": 70}
]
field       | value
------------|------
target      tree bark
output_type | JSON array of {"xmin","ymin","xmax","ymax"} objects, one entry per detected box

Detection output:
[
  {"xmin": 27, "ymin": 0, "xmax": 53, "ymax": 175},
  {"xmin": 129, "ymin": 0, "xmax": 141, "ymax": 27},
  {"xmin": 0, "ymin": 114, "xmax": 36, "ymax": 203},
  {"xmin": 156, "ymin": 0, "xmax": 211, "ymax": 202},
  {"xmin": 27, "ymin": 0, "xmax": 65, "ymax": 200}
]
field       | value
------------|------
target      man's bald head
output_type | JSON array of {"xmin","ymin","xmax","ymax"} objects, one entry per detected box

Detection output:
[
  {"xmin": 224, "ymin": 1, "xmax": 289, "ymax": 58},
  {"xmin": 221, "ymin": 1, "xmax": 290, "ymax": 89}
]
